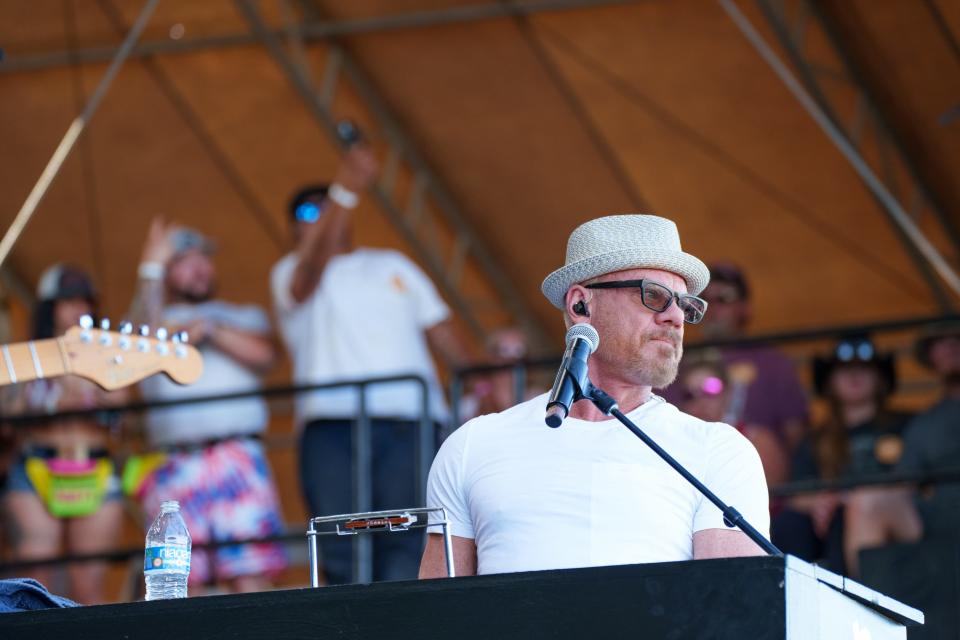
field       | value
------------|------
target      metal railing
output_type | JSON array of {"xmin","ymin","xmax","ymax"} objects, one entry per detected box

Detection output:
[
  {"xmin": 770, "ymin": 468, "xmax": 960, "ymax": 498},
  {"xmin": 0, "ymin": 532, "xmax": 305, "ymax": 572},
  {"xmin": 1, "ymin": 313, "xmax": 957, "ymax": 590},
  {"xmin": 0, "ymin": 374, "xmax": 436, "ymax": 587},
  {"xmin": 450, "ymin": 313, "xmax": 958, "ymax": 424},
  {"xmin": 450, "ymin": 314, "xmax": 960, "ymax": 500}
]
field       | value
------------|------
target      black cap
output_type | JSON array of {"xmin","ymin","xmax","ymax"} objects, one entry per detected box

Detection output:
[
  {"xmin": 36, "ymin": 264, "xmax": 97, "ymax": 303},
  {"xmin": 812, "ymin": 334, "xmax": 895, "ymax": 396}
]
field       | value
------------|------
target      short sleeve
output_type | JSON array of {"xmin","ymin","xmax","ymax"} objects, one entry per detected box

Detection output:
[
  {"xmin": 425, "ymin": 421, "xmax": 475, "ymax": 539},
  {"xmin": 394, "ymin": 254, "xmax": 449, "ymax": 329},
  {"xmin": 270, "ymin": 254, "xmax": 298, "ymax": 314},
  {"xmin": 693, "ymin": 424, "xmax": 771, "ymax": 537}
]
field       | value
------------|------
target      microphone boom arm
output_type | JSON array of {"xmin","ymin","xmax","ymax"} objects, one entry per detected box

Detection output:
[{"xmin": 585, "ymin": 385, "xmax": 781, "ymax": 557}]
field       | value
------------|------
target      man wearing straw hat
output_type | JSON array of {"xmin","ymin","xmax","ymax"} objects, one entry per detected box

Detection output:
[{"xmin": 420, "ymin": 215, "xmax": 770, "ymax": 578}]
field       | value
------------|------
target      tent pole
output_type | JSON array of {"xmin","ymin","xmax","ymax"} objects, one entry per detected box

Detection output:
[
  {"xmin": 0, "ymin": 0, "xmax": 160, "ymax": 269},
  {"xmin": 719, "ymin": 0, "xmax": 960, "ymax": 301}
]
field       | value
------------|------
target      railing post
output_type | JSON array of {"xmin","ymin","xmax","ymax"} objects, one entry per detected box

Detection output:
[
  {"xmin": 352, "ymin": 384, "xmax": 373, "ymax": 584},
  {"xmin": 512, "ymin": 362, "xmax": 527, "ymax": 405},
  {"xmin": 307, "ymin": 519, "xmax": 320, "ymax": 587},
  {"xmin": 449, "ymin": 373, "xmax": 463, "ymax": 428},
  {"xmin": 415, "ymin": 378, "xmax": 433, "ymax": 507}
]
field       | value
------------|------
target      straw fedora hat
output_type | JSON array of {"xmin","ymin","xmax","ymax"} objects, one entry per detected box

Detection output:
[{"xmin": 541, "ymin": 214, "xmax": 710, "ymax": 309}]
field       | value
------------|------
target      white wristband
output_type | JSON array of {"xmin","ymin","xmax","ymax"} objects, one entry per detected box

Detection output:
[
  {"xmin": 328, "ymin": 183, "xmax": 359, "ymax": 210},
  {"xmin": 138, "ymin": 261, "xmax": 165, "ymax": 280}
]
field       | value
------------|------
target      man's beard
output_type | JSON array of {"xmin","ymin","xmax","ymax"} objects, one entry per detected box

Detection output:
[
  {"xmin": 176, "ymin": 282, "xmax": 215, "ymax": 304},
  {"xmin": 595, "ymin": 328, "xmax": 683, "ymax": 389},
  {"xmin": 629, "ymin": 330, "xmax": 684, "ymax": 389}
]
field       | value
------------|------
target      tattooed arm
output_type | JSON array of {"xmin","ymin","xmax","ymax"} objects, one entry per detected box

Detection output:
[{"xmin": 129, "ymin": 218, "xmax": 176, "ymax": 328}]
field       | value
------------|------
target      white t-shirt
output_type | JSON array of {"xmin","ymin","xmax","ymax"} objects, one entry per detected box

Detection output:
[
  {"xmin": 140, "ymin": 301, "xmax": 271, "ymax": 447},
  {"xmin": 426, "ymin": 392, "xmax": 770, "ymax": 575},
  {"xmin": 271, "ymin": 248, "xmax": 450, "ymax": 424}
]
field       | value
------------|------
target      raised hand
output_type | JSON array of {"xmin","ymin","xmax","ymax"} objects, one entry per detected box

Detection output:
[
  {"xmin": 140, "ymin": 217, "xmax": 182, "ymax": 266},
  {"xmin": 333, "ymin": 144, "xmax": 379, "ymax": 194}
]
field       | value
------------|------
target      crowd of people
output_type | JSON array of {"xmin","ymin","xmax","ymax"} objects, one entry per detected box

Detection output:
[
  {"xmin": 669, "ymin": 267, "xmax": 960, "ymax": 577},
  {"xmin": 0, "ymin": 143, "xmax": 477, "ymax": 602},
  {"xmin": 0, "ymin": 142, "xmax": 957, "ymax": 604}
]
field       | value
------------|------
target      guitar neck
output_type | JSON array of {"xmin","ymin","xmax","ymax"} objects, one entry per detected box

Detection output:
[{"xmin": 0, "ymin": 338, "xmax": 71, "ymax": 387}]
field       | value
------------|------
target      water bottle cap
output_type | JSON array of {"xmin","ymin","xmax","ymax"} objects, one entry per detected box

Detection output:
[{"xmin": 160, "ymin": 500, "xmax": 180, "ymax": 512}]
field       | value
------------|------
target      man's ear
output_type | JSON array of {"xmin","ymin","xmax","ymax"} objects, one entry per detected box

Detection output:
[{"xmin": 565, "ymin": 285, "xmax": 592, "ymax": 321}]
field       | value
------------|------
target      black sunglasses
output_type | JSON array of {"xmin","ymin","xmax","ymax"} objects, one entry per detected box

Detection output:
[{"xmin": 584, "ymin": 279, "xmax": 708, "ymax": 324}]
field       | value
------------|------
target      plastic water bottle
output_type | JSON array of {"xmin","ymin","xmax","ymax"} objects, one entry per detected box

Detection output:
[{"xmin": 144, "ymin": 500, "xmax": 191, "ymax": 600}]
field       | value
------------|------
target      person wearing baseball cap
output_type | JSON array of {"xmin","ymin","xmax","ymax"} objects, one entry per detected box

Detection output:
[
  {"xmin": 131, "ymin": 220, "xmax": 287, "ymax": 593},
  {"xmin": 33, "ymin": 264, "xmax": 98, "ymax": 338},
  {"xmin": 421, "ymin": 214, "xmax": 770, "ymax": 578},
  {"xmin": 272, "ymin": 143, "xmax": 476, "ymax": 585},
  {"xmin": 3, "ymin": 264, "xmax": 128, "ymax": 604}
]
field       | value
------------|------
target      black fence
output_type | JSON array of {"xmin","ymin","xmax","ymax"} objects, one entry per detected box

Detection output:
[
  {"xmin": 0, "ymin": 375, "xmax": 435, "ymax": 587},
  {"xmin": 0, "ymin": 313, "xmax": 957, "ymax": 594}
]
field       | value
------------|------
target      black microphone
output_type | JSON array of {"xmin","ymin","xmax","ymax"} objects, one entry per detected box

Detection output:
[{"xmin": 545, "ymin": 323, "xmax": 600, "ymax": 428}]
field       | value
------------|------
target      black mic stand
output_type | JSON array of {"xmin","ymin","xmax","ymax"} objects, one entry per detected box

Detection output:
[{"xmin": 583, "ymin": 383, "xmax": 782, "ymax": 556}]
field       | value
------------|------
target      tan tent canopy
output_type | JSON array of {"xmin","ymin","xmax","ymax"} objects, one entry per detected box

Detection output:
[{"xmin": 1, "ymin": 0, "xmax": 958, "ymax": 356}]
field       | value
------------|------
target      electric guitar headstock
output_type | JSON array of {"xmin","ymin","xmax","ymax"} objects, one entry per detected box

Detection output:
[{"xmin": 61, "ymin": 316, "xmax": 203, "ymax": 390}]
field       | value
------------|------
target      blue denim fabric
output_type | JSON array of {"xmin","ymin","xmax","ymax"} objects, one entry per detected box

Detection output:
[
  {"xmin": 299, "ymin": 419, "xmax": 436, "ymax": 585},
  {"xmin": 0, "ymin": 578, "xmax": 77, "ymax": 613}
]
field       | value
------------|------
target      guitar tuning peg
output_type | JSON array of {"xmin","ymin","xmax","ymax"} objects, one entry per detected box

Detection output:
[
  {"xmin": 156, "ymin": 327, "xmax": 168, "ymax": 341},
  {"xmin": 100, "ymin": 318, "xmax": 111, "ymax": 331},
  {"xmin": 139, "ymin": 324, "xmax": 150, "ymax": 337},
  {"xmin": 174, "ymin": 332, "xmax": 189, "ymax": 358},
  {"xmin": 119, "ymin": 321, "xmax": 133, "ymax": 335},
  {"xmin": 79, "ymin": 315, "xmax": 94, "ymax": 330}
]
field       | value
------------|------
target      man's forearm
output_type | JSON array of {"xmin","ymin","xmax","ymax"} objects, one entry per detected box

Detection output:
[
  {"xmin": 209, "ymin": 325, "xmax": 275, "ymax": 372},
  {"xmin": 419, "ymin": 533, "xmax": 478, "ymax": 579},
  {"xmin": 290, "ymin": 207, "xmax": 350, "ymax": 303},
  {"xmin": 128, "ymin": 278, "xmax": 165, "ymax": 328}
]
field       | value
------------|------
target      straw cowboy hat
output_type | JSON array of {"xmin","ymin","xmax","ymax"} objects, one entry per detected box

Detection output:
[{"xmin": 541, "ymin": 214, "xmax": 710, "ymax": 309}]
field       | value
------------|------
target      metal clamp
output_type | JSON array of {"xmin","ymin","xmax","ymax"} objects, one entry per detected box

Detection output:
[{"xmin": 306, "ymin": 506, "xmax": 455, "ymax": 587}]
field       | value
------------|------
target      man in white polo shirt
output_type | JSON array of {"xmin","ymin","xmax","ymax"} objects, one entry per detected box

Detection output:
[
  {"xmin": 420, "ymin": 214, "xmax": 770, "ymax": 577},
  {"xmin": 271, "ymin": 145, "xmax": 472, "ymax": 584}
]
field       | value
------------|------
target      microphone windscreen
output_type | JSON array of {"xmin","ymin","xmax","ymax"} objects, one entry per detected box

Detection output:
[{"xmin": 565, "ymin": 323, "xmax": 599, "ymax": 353}]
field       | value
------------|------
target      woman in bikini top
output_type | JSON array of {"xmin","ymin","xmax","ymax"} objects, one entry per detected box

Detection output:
[{"xmin": 2, "ymin": 264, "xmax": 128, "ymax": 605}]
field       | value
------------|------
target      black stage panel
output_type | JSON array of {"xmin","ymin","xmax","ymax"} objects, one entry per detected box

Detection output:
[{"xmin": 1, "ymin": 555, "xmax": 920, "ymax": 640}]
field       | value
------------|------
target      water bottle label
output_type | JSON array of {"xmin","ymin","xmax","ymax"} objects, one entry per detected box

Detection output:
[{"xmin": 144, "ymin": 545, "xmax": 191, "ymax": 574}]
